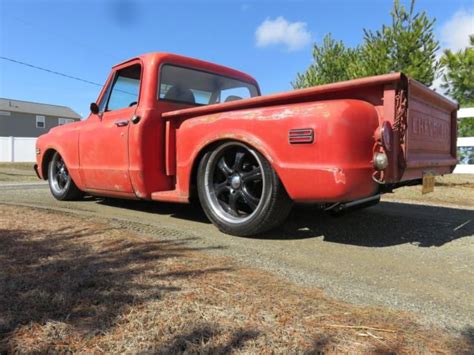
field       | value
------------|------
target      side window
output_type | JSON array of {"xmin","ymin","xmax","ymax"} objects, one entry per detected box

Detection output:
[
  {"xmin": 107, "ymin": 64, "xmax": 141, "ymax": 111},
  {"xmin": 97, "ymin": 77, "xmax": 114, "ymax": 113}
]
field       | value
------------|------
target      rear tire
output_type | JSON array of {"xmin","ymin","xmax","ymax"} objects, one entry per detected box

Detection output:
[
  {"xmin": 48, "ymin": 152, "xmax": 84, "ymax": 201},
  {"xmin": 197, "ymin": 142, "xmax": 292, "ymax": 236}
]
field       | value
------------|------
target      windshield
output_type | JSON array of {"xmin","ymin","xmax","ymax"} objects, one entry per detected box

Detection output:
[{"xmin": 158, "ymin": 64, "xmax": 259, "ymax": 106}]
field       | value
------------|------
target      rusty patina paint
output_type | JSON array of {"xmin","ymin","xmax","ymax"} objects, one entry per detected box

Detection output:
[
  {"xmin": 35, "ymin": 52, "xmax": 457, "ymax": 205},
  {"xmin": 321, "ymin": 168, "xmax": 347, "ymax": 185},
  {"xmin": 187, "ymin": 103, "xmax": 330, "ymax": 127}
]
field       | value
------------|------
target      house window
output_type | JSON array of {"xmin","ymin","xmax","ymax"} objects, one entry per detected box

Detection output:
[
  {"xmin": 36, "ymin": 115, "xmax": 45, "ymax": 128},
  {"xmin": 58, "ymin": 118, "xmax": 74, "ymax": 125}
]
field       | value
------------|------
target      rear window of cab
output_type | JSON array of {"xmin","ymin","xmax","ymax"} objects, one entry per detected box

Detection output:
[{"xmin": 158, "ymin": 64, "xmax": 259, "ymax": 106}]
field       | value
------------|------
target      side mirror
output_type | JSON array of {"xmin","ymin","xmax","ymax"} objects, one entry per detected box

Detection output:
[{"xmin": 90, "ymin": 102, "xmax": 99, "ymax": 115}]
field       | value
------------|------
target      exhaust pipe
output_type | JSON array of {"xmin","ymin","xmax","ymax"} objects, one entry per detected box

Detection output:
[{"xmin": 325, "ymin": 194, "xmax": 381, "ymax": 215}]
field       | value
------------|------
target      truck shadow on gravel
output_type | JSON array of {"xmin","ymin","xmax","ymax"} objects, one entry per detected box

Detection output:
[
  {"xmin": 0, "ymin": 225, "xmax": 231, "ymax": 352},
  {"xmin": 95, "ymin": 198, "xmax": 212, "ymax": 224},
  {"xmin": 95, "ymin": 197, "xmax": 473, "ymax": 247},
  {"xmin": 266, "ymin": 201, "xmax": 474, "ymax": 247}
]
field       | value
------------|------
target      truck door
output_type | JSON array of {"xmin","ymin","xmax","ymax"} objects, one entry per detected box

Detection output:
[{"xmin": 79, "ymin": 62, "xmax": 141, "ymax": 194}]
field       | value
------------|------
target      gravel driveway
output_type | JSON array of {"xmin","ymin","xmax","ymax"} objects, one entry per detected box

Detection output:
[{"xmin": 0, "ymin": 183, "xmax": 472, "ymax": 332}]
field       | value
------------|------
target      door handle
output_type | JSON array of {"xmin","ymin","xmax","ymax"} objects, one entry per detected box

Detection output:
[{"xmin": 114, "ymin": 120, "xmax": 129, "ymax": 127}]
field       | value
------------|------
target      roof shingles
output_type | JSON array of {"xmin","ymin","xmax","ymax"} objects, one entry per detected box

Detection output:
[{"xmin": 0, "ymin": 98, "xmax": 81, "ymax": 119}]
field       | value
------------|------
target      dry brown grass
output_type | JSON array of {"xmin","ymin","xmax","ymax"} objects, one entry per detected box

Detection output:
[
  {"xmin": 384, "ymin": 174, "xmax": 474, "ymax": 208},
  {"xmin": 0, "ymin": 205, "xmax": 471, "ymax": 353},
  {"xmin": 0, "ymin": 163, "xmax": 34, "ymax": 170},
  {"xmin": 0, "ymin": 163, "xmax": 37, "ymax": 183}
]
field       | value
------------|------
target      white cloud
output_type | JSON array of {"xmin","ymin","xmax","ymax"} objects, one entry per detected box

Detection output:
[
  {"xmin": 430, "ymin": 75, "xmax": 444, "ymax": 94},
  {"xmin": 439, "ymin": 9, "xmax": 474, "ymax": 51},
  {"xmin": 431, "ymin": 9, "xmax": 473, "ymax": 94},
  {"xmin": 255, "ymin": 16, "xmax": 311, "ymax": 51}
]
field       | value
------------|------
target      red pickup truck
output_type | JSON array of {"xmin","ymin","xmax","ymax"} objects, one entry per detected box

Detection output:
[{"xmin": 35, "ymin": 53, "xmax": 458, "ymax": 236}]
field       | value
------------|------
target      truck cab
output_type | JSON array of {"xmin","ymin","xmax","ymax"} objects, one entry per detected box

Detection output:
[{"xmin": 69, "ymin": 54, "xmax": 260, "ymax": 199}]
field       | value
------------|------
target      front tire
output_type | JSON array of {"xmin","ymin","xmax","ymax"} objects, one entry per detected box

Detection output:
[
  {"xmin": 197, "ymin": 142, "xmax": 292, "ymax": 236},
  {"xmin": 48, "ymin": 152, "xmax": 83, "ymax": 201}
]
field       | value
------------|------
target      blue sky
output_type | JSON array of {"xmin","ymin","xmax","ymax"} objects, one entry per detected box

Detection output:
[{"xmin": 0, "ymin": 0, "xmax": 473, "ymax": 117}]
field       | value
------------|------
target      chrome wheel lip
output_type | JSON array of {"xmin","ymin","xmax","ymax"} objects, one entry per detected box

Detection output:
[
  {"xmin": 205, "ymin": 142, "xmax": 265, "ymax": 224},
  {"xmin": 50, "ymin": 154, "xmax": 71, "ymax": 195}
]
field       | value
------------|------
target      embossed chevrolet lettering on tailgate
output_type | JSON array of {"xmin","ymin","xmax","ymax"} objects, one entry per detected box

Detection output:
[{"xmin": 411, "ymin": 111, "xmax": 450, "ymax": 140}]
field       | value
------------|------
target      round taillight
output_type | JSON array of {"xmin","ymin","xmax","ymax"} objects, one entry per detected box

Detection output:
[{"xmin": 381, "ymin": 121, "xmax": 393, "ymax": 151}]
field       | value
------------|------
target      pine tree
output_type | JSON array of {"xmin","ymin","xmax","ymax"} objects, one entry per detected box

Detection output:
[{"xmin": 293, "ymin": 0, "xmax": 440, "ymax": 88}]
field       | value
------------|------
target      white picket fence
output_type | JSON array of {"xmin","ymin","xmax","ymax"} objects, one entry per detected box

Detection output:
[{"xmin": 0, "ymin": 136, "xmax": 37, "ymax": 162}]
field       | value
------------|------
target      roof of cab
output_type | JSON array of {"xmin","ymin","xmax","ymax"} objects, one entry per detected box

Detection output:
[{"xmin": 112, "ymin": 52, "xmax": 259, "ymax": 86}]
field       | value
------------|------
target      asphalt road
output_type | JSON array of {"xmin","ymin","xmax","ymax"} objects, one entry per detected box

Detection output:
[{"xmin": 1, "ymin": 184, "xmax": 473, "ymax": 332}]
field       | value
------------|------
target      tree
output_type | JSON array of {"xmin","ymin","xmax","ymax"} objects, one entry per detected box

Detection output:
[
  {"xmin": 293, "ymin": 34, "xmax": 362, "ymax": 87},
  {"xmin": 458, "ymin": 118, "xmax": 474, "ymax": 137},
  {"xmin": 441, "ymin": 35, "xmax": 474, "ymax": 138},
  {"xmin": 440, "ymin": 35, "xmax": 474, "ymax": 106},
  {"xmin": 293, "ymin": 0, "xmax": 440, "ymax": 88}
]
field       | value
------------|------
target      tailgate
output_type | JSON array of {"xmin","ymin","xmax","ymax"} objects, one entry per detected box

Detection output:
[{"xmin": 400, "ymin": 79, "xmax": 458, "ymax": 181}]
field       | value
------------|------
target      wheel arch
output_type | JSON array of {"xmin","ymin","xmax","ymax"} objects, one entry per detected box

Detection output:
[
  {"xmin": 41, "ymin": 148, "xmax": 58, "ymax": 179},
  {"xmin": 187, "ymin": 136, "xmax": 279, "ymax": 201}
]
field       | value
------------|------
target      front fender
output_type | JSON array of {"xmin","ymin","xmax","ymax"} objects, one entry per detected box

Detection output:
[{"xmin": 35, "ymin": 126, "xmax": 82, "ymax": 187}]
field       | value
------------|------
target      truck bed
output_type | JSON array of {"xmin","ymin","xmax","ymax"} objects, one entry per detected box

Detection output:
[{"xmin": 163, "ymin": 73, "xmax": 458, "ymax": 184}]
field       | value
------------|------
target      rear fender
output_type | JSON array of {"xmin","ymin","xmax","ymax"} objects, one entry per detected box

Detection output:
[
  {"xmin": 176, "ymin": 130, "xmax": 278, "ymax": 198},
  {"xmin": 175, "ymin": 99, "xmax": 381, "ymax": 202}
]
